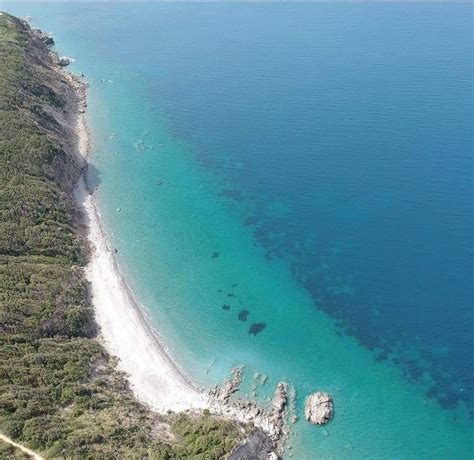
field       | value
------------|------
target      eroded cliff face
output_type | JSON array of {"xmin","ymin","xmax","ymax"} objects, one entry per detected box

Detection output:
[{"xmin": 4, "ymin": 14, "xmax": 86, "ymax": 192}]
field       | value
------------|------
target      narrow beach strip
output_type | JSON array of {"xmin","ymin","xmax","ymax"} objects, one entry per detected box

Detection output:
[{"xmin": 72, "ymin": 103, "xmax": 207, "ymax": 413}]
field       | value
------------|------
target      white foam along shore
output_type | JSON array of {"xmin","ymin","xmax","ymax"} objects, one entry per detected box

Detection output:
[{"xmin": 71, "ymin": 81, "xmax": 207, "ymax": 414}]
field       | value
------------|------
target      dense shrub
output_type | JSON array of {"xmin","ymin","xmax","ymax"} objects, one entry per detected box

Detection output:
[{"xmin": 0, "ymin": 12, "xmax": 244, "ymax": 458}]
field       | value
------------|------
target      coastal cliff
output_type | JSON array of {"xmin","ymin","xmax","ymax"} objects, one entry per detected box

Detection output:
[{"xmin": 0, "ymin": 12, "xmax": 255, "ymax": 458}]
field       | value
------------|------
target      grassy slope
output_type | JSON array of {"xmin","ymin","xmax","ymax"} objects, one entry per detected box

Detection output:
[{"xmin": 0, "ymin": 12, "xmax": 246, "ymax": 459}]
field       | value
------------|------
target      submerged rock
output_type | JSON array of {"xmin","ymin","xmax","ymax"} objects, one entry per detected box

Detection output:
[
  {"xmin": 304, "ymin": 392, "xmax": 333, "ymax": 425},
  {"xmin": 238, "ymin": 309, "xmax": 249, "ymax": 321},
  {"xmin": 249, "ymin": 322, "xmax": 266, "ymax": 335}
]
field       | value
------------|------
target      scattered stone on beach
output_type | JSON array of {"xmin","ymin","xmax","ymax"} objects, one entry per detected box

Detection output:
[
  {"xmin": 304, "ymin": 392, "xmax": 333, "ymax": 425},
  {"xmin": 249, "ymin": 322, "xmax": 266, "ymax": 335},
  {"xmin": 238, "ymin": 309, "xmax": 249, "ymax": 321},
  {"xmin": 222, "ymin": 304, "xmax": 231, "ymax": 311},
  {"xmin": 212, "ymin": 251, "xmax": 219, "ymax": 259}
]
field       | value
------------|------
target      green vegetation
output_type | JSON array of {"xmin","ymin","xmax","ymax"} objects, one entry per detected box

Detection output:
[
  {"xmin": 0, "ymin": 12, "xmax": 245, "ymax": 458},
  {"xmin": 0, "ymin": 439, "xmax": 32, "ymax": 459}
]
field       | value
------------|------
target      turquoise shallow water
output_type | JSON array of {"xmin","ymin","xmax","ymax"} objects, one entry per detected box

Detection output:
[{"xmin": 6, "ymin": 3, "xmax": 473, "ymax": 458}]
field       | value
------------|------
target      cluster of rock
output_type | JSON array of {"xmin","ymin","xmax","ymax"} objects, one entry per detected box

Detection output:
[
  {"xmin": 304, "ymin": 392, "xmax": 333, "ymax": 425},
  {"xmin": 48, "ymin": 55, "xmax": 71, "ymax": 67},
  {"xmin": 208, "ymin": 367, "xmax": 289, "ymax": 456},
  {"xmin": 208, "ymin": 368, "xmax": 335, "ymax": 457},
  {"xmin": 211, "ymin": 366, "xmax": 243, "ymax": 403},
  {"xmin": 34, "ymin": 27, "xmax": 54, "ymax": 47}
]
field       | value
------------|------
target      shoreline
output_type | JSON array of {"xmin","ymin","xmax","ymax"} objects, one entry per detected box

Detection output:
[
  {"xmin": 61, "ymin": 57, "xmax": 289, "ymax": 455},
  {"xmin": 71, "ymin": 84, "xmax": 207, "ymax": 413}
]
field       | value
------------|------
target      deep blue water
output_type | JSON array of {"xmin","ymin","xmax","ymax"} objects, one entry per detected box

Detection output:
[
  {"xmin": 6, "ymin": 3, "xmax": 473, "ymax": 457},
  {"xmin": 135, "ymin": 3, "xmax": 474, "ymax": 415}
]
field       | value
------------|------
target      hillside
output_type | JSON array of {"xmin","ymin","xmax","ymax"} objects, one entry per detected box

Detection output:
[{"xmin": 0, "ymin": 11, "xmax": 249, "ymax": 459}]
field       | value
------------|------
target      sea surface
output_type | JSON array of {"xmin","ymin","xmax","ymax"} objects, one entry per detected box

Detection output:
[{"xmin": 6, "ymin": 3, "xmax": 473, "ymax": 458}]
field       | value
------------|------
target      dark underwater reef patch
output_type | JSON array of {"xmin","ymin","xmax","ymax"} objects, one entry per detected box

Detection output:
[
  {"xmin": 238, "ymin": 309, "xmax": 249, "ymax": 321},
  {"xmin": 237, "ymin": 197, "xmax": 474, "ymax": 417},
  {"xmin": 249, "ymin": 323, "xmax": 266, "ymax": 335},
  {"xmin": 222, "ymin": 304, "xmax": 231, "ymax": 311}
]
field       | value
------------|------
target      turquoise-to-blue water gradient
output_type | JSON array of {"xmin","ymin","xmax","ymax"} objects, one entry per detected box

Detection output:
[{"xmin": 7, "ymin": 3, "xmax": 473, "ymax": 458}]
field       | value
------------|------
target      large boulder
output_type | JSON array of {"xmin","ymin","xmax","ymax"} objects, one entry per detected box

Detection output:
[{"xmin": 304, "ymin": 392, "xmax": 333, "ymax": 425}]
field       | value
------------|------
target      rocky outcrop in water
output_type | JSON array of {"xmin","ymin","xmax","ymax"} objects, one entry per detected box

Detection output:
[
  {"xmin": 208, "ymin": 368, "xmax": 290, "ymax": 457},
  {"xmin": 210, "ymin": 366, "xmax": 242, "ymax": 403},
  {"xmin": 304, "ymin": 392, "xmax": 333, "ymax": 425}
]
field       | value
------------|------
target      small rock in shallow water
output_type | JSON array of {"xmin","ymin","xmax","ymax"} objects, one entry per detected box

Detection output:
[
  {"xmin": 58, "ymin": 57, "xmax": 71, "ymax": 67},
  {"xmin": 212, "ymin": 251, "xmax": 219, "ymax": 258},
  {"xmin": 249, "ymin": 322, "xmax": 266, "ymax": 335},
  {"xmin": 304, "ymin": 392, "xmax": 333, "ymax": 425},
  {"xmin": 238, "ymin": 309, "xmax": 249, "ymax": 321},
  {"xmin": 222, "ymin": 304, "xmax": 231, "ymax": 311}
]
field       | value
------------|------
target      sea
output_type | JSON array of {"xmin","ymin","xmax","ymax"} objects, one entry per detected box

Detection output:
[{"xmin": 5, "ymin": 2, "xmax": 473, "ymax": 458}]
